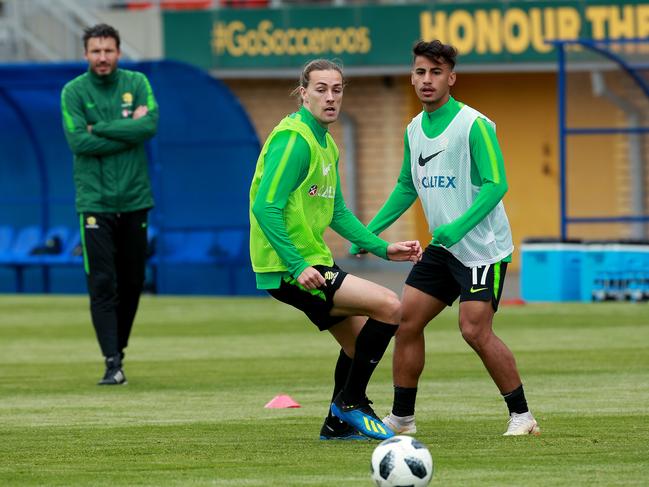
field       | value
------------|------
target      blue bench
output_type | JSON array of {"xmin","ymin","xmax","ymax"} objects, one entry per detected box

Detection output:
[
  {"xmin": 149, "ymin": 226, "xmax": 249, "ymax": 295},
  {"xmin": 0, "ymin": 225, "xmax": 81, "ymax": 292},
  {"xmin": 0, "ymin": 224, "xmax": 250, "ymax": 294}
]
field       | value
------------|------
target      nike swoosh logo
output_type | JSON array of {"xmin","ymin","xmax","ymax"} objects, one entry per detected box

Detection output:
[
  {"xmin": 86, "ymin": 102, "xmax": 96, "ymax": 109},
  {"xmin": 418, "ymin": 150, "xmax": 445, "ymax": 166},
  {"xmin": 470, "ymin": 286, "xmax": 488, "ymax": 293}
]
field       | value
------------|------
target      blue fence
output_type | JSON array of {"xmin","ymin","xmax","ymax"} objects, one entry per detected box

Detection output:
[
  {"xmin": 553, "ymin": 38, "xmax": 649, "ymax": 240},
  {"xmin": 0, "ymin": 61, "xmax": 261, "ymax": 295}
]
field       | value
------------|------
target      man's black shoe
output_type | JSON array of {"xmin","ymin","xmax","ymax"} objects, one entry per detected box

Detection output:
[{"xmin": 97, "ymin": 355, "xmax": 127, "ymax": 385}]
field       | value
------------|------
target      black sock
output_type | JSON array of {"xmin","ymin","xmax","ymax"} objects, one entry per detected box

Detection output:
[
  {"xmin": 341, "ymin": 318, "xmax": 397, "ymax": 405},
  {"xmin": 326, "ymin": 349, "xmax": 352, "ymax": 424},
  {"xmin": 502, "ymin": 384, "xmax": 528, "ymax": 414},
  {"xmin": 392, "ymin": 386, "xmax": 417, "ymax": 417}
]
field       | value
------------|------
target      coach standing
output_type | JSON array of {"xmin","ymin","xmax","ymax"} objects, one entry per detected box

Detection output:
[{"xmin": 61, "ymin": 24, "xmax": 158, "ymax": 385}]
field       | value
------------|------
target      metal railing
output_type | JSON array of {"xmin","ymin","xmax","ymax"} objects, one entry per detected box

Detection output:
[
  {"xmin": 0, "ymin": 0, "xmax": 142, "ymax": 61},
  {"xmin": 553, "ymin": 38, "xmax": 649, "ymax": 240}
]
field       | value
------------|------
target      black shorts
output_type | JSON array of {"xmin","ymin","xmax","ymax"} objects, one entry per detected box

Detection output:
[
  {"xmin": 267, "ymin": 264, "xmax": 349, "ymax": 331},
  {"xmin": 405, "ymin": 245, "xmax": 508, "ymax": 312}
]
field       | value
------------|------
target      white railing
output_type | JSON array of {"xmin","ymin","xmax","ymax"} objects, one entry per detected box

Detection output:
[{"xmin": 0, "ymin": 0, "xmax": 143, "ymax": 61}]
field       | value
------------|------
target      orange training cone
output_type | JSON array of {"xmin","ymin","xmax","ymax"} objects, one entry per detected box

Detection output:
[{"xmin": 264, "ymin": 394, "xmax": 301, "ymax": 408}]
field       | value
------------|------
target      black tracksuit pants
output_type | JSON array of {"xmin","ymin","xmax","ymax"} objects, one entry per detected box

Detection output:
[{"xmin": 80, "ymin": 209, "xmax": 149, "ymax": 359}]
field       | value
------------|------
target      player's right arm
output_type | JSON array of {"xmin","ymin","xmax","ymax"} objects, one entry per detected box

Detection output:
[
  {"xmin": 350, "ymin": 131, "xmax": 418, "ymax": 254},
  {"xmin": 250, "ymin": 130, "xmax": 312, "ymax": 279},
  {"xmin": 61, "ymin": 83, "xmax": 132, "ymax": 156}
]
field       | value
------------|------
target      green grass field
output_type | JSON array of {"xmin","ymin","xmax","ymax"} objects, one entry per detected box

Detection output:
[{"xmin": 1, "ymin": 295, "xmax": 648, "ymax": 486}]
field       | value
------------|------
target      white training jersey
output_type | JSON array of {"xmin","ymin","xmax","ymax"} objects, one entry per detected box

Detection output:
[{"xmin": 407, "ymin": 105, "xmax": 513, "ymax": 267}]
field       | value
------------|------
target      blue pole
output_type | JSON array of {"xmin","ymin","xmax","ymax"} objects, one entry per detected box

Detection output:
[{"xmin": 557, "ymin": 43, "xmax": 567, "ymax": 241}]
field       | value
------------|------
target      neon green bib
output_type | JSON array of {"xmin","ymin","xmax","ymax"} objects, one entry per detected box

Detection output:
[{"xmin": 249, "ymin": 114, "xmax": 339, "ymax": 274}]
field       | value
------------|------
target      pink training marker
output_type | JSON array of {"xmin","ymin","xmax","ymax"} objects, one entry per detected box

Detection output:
[{"xmin": 264, "ymin": 394, "xmax": 301, "ymax": 408}]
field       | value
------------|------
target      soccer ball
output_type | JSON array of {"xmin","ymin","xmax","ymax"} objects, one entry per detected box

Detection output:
[{"xmin": 370, "ymin": 435, "xmax": 433, "ymax": 487}]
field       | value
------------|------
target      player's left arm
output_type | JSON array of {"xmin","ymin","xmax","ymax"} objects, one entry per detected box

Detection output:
[
  {"xmin": 91, "ymin": 73, "xmax": 159, "ymax": 144},
  {"xmin": 329, "ymin": 168, "xmax": 421, "ymax": 262},
  {"xmin": 329, "ymin": 168, "xmax": 390, "ymax": 259},
  {"xmin": 433, "ymin": 117, "xmax": 508, "ymax": 248},
  {"xmin": 349, "ymin": 132, "xmax": 418, "ymax": 255}
]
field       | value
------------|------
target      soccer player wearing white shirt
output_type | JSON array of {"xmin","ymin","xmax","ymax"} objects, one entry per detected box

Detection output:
[{"xmin": 351, "ymin": 41, "xmax": 540, "ymax": 436}]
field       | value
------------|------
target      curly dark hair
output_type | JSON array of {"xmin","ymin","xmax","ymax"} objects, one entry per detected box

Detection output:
[
  {"xmin": 83, "ymin": 24, "xmax": 121, "ymax": 51},
  {"xmin": 412, "ymin": 40, "xmax": 457, "ymax": 69}
]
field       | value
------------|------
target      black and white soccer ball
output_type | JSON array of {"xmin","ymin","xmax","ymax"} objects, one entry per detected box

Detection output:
[{"xmin": 370, "ymin": 435, "xmax": 433, "ymax": 487}]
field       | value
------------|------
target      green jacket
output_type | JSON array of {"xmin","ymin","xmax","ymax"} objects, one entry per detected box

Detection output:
[{"xmin": 61, "ymin": 68, "xmax": 158, "ymax": 213}]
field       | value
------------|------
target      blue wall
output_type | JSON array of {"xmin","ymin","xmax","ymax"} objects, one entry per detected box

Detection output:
[{"xmin": 0, "ymin": 61, "xmax": 260, "ymax": 295}]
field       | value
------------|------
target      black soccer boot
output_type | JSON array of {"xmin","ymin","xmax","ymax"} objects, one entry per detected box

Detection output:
[{"xmin": 97, "ymin": 354, "xmax": 127, "ymax": 385}]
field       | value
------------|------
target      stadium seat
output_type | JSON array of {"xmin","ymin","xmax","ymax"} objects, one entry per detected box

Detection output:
[
  {"xmin": 65, "ymin": 230, "xmax": 83, "ymax": 260},
  {"xmin": 45, "ymin": 226, "xmax": 70, "ymax": 249},
  {"xmin": 154, "ymin": 228, "xmax": 247, "ymax": 263},
  {"xmin": 210, "ymin": 228, "xmax": 246, "ymax": 261},
  {"xmin": 126, "ymin": 1, "xmax": 214, "ymax": 10},
  {"xmin": 147, "ymin": 226, "xmax": 157, "ymax": 260},
  {"xmin": 29, "ymin": 226, "xmax": 70, "ymax": 259},
  {"xmin": 0, "ymin": 225, "xmax": 14, "ymax": 263},
  {"xmin": 30, "ymin": 228, "xmax": 82, "ymax": 264},
  {"xmin": 220, "ymin": 0, "xmax": 269, "ymax": 7},
  {"xmin": 149, "ymin": 227, "xmax": 249, "ymax": 295},
  {"xmin": 0, "ymin": 226, "xmax": 41, "ymax": 292},
  {"xmin": 158, "ymin": 230, "xmax": 217, "ymax": 263},
  {"xmin": 10, "ymin": 226, "xmax": 42, "ymax": 263}
]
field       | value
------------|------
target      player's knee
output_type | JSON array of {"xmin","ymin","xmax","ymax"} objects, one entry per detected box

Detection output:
[
  {"xmin": 397, "ymin": 313, "xmax": 424, "ymax": 338},
  {"xmin": 90, "ymin": 271, "xmax": 116, "ymax": 297},
  {"xmin": 460, "ymin": 326, "xmax": 479, "ymax": 348},
  {"xmin": 367, "ymin": 288, "xmax": 400, "ymax": 324},
  {"xmin": 459, "ymin": 318, "xmax": 490, "ymax": 348},
  {"xmin": 394, "ymin": 324, "xmax": 423, "ymax": 345},
  {"xmin": 380, "ymin": 290, "xmax": 401, "ymax": 323},
  {"xmin": 121, "ymin": 275, "xmax": 145, "ymax": 293}
]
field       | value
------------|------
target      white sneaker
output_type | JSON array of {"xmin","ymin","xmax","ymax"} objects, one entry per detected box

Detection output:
[
  {"xmin": 503, "ymin": 411, "xmax": 541, "ymax": 436},
  {"xmin": 382, "ymin": 413, "xmax": 417, "ymax": 435}
]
